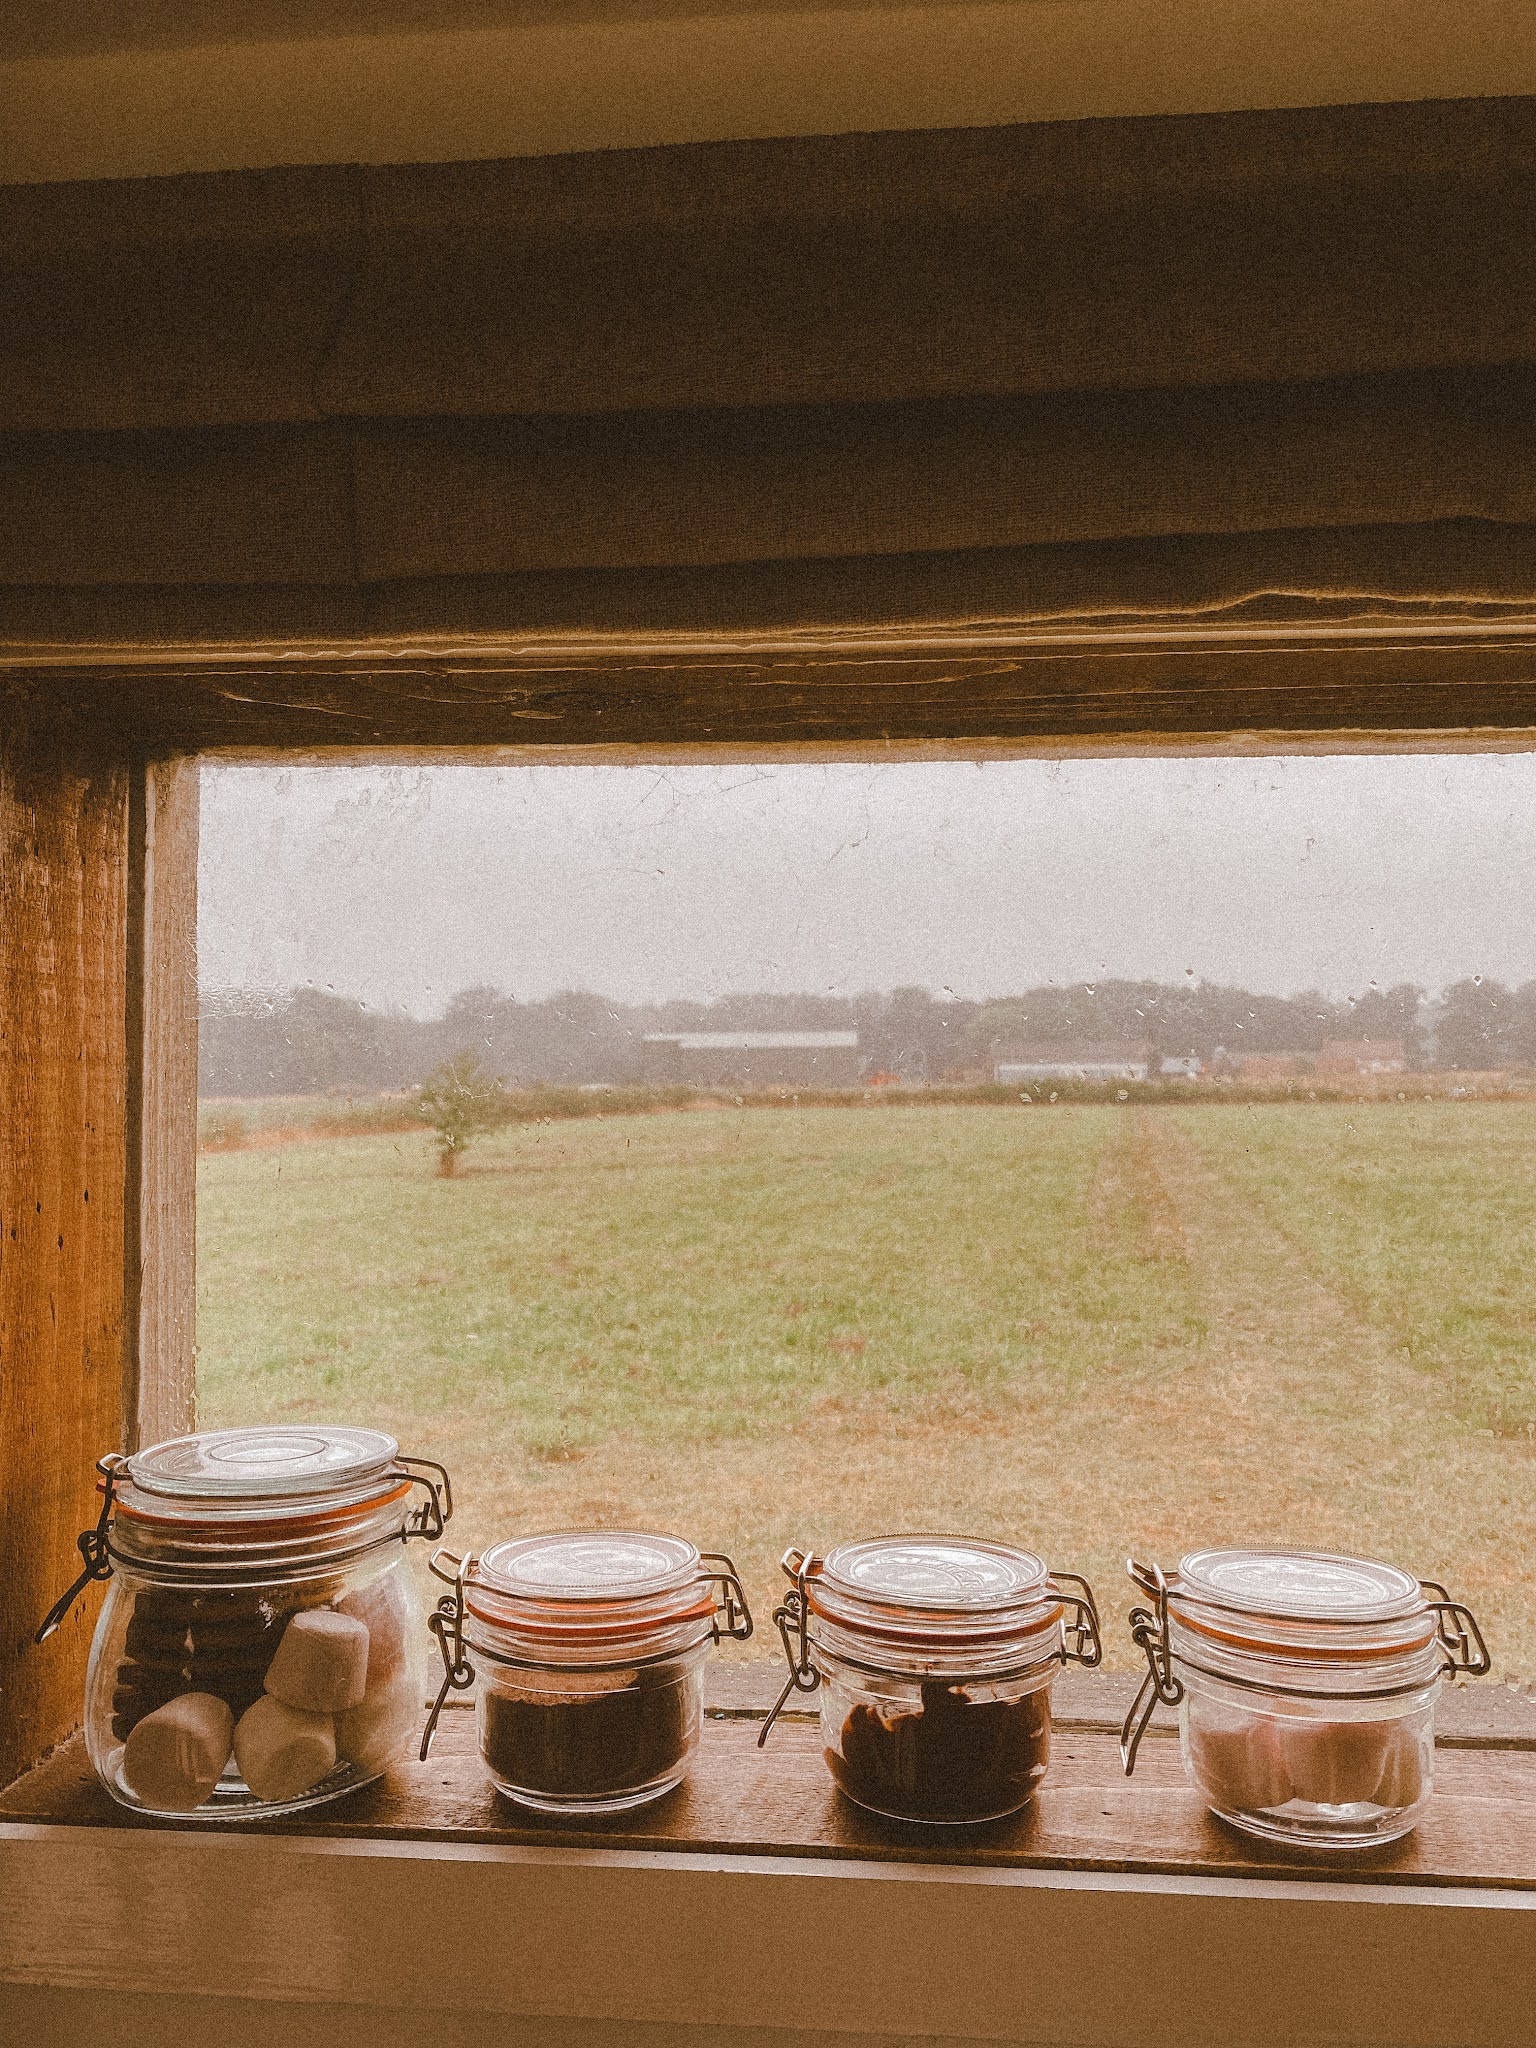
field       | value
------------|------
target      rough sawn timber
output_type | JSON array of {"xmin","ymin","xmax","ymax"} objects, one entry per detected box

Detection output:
[
  {"xmin": 6, "ymin": 620, "xmax": 1536, "ymax": 751},
  {"xmin": 6, "ymin": 1716, "xmax": 1536, "ymax": 1891},
  {"xmin": 0, "ymin": 715, "xmax": 131, "ymax": 1789}
]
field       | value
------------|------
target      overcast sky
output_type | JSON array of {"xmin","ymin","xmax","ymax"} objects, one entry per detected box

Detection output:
[{"xmin": 197, "ymin": 753, "xmax": 1536, "ymax": 1016}]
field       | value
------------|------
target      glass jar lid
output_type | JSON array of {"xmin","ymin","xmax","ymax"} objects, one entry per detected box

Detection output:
[
  {"xmin": 117, "ymin": 1425, "xmax": 405, "ymax": 1523},
  {"xmin": 1169, "ymin": 1547, "xmax": 1437, "ymax": 1665},
  {"xmin": 808, "ymin": 1534, "xmax": 1063, "ymax": 1660},
  {"xmin": 820, "ymin": 1534, "xmax": 1049, "ymax": 1610},
  {"xmin": 478, "ymin": 1530, "xmax": 701, "ymax": 1601},
  {"xmin": 464, "ymin": 1530, "xmax": 719, "ymax": 1663}
]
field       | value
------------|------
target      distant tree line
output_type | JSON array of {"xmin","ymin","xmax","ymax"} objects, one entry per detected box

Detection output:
[{"xmin": 198, "ymin": 976, "xmax": 1536, "ymax": 1097}]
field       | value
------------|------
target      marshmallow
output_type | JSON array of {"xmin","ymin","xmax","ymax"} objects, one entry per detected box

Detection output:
[
  {"xmin": 1185, "ymin": 1706, "xmax": 1293, "ymax": 1813},
  {"xmin": 1372, "ymin": 1722, "xmax": 1427, "ymax": 1809},
  {"xmin": 335, "ymin": 1574, "xmax": 412, "ymax": 1687},
  {"xmin": 1283, "ymin": 1717, "xmax": 1397, "ymax": 1805},
  {"xmin": 233, "ymin": 1694, "xmax": 337, "ymax": 1803},
  {"xmin": 264, "ymin": 1608, "xmax": 370, "ymax": 1713},
  {"xmin": 121, "ymin": 1692, "xmax": 235, "ymax": 1812},
  {"xmin": 336, "ymin": 1671, "xmax": 420, "ymax": 1775}
]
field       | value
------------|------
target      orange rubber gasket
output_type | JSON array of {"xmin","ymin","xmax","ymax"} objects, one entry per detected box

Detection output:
[
  {"xmin": 111, "ymin": 1474, "xmax": 414, "ymax": 1538},
  {"xmin": 1173, "ymin": 1605, "xmax": 1435, "ymax": 1662}
]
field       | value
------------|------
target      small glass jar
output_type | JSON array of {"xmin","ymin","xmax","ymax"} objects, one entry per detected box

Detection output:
[
  {"xmin": 1121, "ymin": 1548, "xmax": 1490, "ymax": 1848},
  {"xmin": 761, "ymin": 1535, "xmax": 1102, "ymax": 1824},
  {"xmin": 422, "ymin": 1531, "xmax": 753, "ymax": 1814},
  {"xmin": 38, "ymin": 1426, "xmax": 452, "ymax": 1819}
]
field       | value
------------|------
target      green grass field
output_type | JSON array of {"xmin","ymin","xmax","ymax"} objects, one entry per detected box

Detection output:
[{"xmin": 196, "ymin": 1102, "xmax": 1536, "ymax": 1675}]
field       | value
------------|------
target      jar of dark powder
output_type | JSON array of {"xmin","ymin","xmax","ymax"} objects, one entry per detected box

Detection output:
[
  {"xmin": 760, "ymin": 1535, "xmax": 1102, "ymax": 1825},
  {"xmin": 422, "ymin": 1532, "xmax": 752, "ymax": 1814}
]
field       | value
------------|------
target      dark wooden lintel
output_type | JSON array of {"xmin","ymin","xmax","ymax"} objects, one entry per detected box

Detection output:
[{"xmin": 8, "ymin": 628, "xmax": 1536, "ymax": 750}]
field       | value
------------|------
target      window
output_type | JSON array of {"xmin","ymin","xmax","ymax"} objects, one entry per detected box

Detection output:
[
  {"xmin": 193, "ymin": 751, "xmax": 1536, "ymax": 1681},
  {"xmin": 6, "ymin": 667, "xmax": 1536, "ymax": 2048}
]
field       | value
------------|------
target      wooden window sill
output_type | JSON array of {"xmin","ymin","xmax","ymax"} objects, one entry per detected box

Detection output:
[
  {"xmin": 5, "ymin": 1679, "xmax": 1536, "ymax": 2046},
  {"xmin": 5, "ymin": 1691, "xmax": 1536, "ymax": 1889}
]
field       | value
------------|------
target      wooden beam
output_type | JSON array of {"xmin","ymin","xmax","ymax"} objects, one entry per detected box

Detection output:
[
  {"xmin": 2, "ymin": 1814, "xmax": 1534, "ymax": 2048},
  {"xmin": 0, "ymin": 708, "xmax": 131, "ymax": 1789},
  {"xmin": 9, "ymin": 621, "xmax": 1536, "ymax": 752}
]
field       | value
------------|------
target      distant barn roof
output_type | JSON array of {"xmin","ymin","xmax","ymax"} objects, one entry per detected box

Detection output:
[
  {"xmin": 643, "ymin": 1031, "xmax": 858, "ymax": 1050},
  {"xmin": 994, "ymin": 1040, "xmax": 1153, "ymax": 1064},
  {"xmin": 1318, "ymin": 1038, "xmax": 1407, "ymax": 1061}
]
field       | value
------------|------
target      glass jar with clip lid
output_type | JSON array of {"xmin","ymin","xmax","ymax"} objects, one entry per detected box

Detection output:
[
  {"xmin": 758, "ymin": 1534, "xmax": 1103, "ymax": 1824},
  {"xmin": 38, "ymin": 1425, "xmax": 452, "ymax": 1818},
  {"xmin": 1120, "ymin": 1547, "xmax": 1491, "ymax": 1848},
  {"xmin": 421, "ymin": 1530, "xmax": 753, "ymax": 1813}
]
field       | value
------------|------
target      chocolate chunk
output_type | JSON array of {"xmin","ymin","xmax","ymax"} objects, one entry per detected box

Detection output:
[{"xmin": 828, "ymin": 1680, "xmax": 1051, "ymax": 1823}]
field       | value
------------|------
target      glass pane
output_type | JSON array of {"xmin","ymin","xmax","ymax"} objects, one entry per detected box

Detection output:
[{"xmin": 196, "ymin": 755, "xmax": 1536, "ymax": 1677}]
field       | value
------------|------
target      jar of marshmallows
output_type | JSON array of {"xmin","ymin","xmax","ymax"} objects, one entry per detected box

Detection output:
[
  {"xmin": 38, "ymin": 1426, "xmax": 452, "ymax": 1818},
  {"xmin": 1121, "ymin": 1547, "xmax": 1490, "ymax": 1847}
]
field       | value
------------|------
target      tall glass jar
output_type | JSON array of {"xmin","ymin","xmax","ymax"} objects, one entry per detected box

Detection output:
[
  {"xmin": 760, "ymin": 1535, "xmax": 1102, "ymax": 1824},
  {"xmin": 1121, "ymin": 1548, "xmax": 1490, "ymax": 1848},
  {"xmin": 38, "ymin": 1426, "xmax": 452, "ymax": 1819},
  {"xmin": 421, "ymin": 1531, "xmax": 753, "ymax": 1814}
]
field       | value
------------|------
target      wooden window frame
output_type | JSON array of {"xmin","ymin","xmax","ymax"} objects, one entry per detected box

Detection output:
[{"xmin": 4, "ymin": 617, "xmax": 1536, "ymax": 2046}]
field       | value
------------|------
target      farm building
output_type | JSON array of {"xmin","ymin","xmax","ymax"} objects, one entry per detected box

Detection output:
[
  {"xmin": 994, "ymin": 1041, "xmax": 1154, "ymax": 1085},
  {"xmin": 1236, "ymin": 1053, "xmax": 1307, "ymax": 1079},
  {"xmin": 640, "ymin": 1030, "xmax": 861, "ymax": 1088},
  {"xmin": 1316, "ymin": 1038, "xmax": 1408, "ymax": 1075}
]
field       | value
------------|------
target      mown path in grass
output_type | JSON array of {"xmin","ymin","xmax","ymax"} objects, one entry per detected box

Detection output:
[
  {"xmin": 1149, "ymin": 1111, "xmax": 1536, "ymax": 1675},
  {"xmin": 197, "ymin": 1103, "xmax": 1536, "ymax": 1673},
  {"xmin": 1167, "ymin": 1102, "xmax": 1536, "ymax": 1677}
]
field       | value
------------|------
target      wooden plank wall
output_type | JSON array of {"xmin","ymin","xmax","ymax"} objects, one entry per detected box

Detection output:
[{"xmin": 0, "ymin": 707, "xmax": 132, "ymax": 1787}]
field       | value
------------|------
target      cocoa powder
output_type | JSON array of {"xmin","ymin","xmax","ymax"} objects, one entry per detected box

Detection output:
[{"xmin": 481, "ymin": 1669, "xmax": 690, "ymax": 1801}]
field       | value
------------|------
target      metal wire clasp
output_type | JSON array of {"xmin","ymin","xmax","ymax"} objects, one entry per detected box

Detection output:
[
  {"xmin": 397, "ymin": 1453, "xmax": 454, "ymax": 1541},
  {"xmin": 35, "ymin": 1453, "xmax": 128, "ymax": 1644},
  {"xmin": 1051, "ymin": 1570, "xmax": 1104, "ymax": 1668},
  {"xmin": 420, "ymin": 1546, "xmax": 477, "ymax": 1758},
  {"xmin": 757, "ymin": 1547, "xmax": 822, "ymax": 1747},
  {"xmin": 700, "ymin": 1553, "xmax": 754, "ymax": 1645},
  {"xmin": 1121, "ymin": 1555, "xmax": 1184, "ymax": 1773},
  {"xmin": 1422, "ymin": 1580, "xmax": 1492, "ymax": 1679}
]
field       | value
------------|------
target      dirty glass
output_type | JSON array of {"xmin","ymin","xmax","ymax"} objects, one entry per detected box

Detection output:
[{"xmin": 196, "ymin": 754, "xmax": 1536, "ymax": 1677}]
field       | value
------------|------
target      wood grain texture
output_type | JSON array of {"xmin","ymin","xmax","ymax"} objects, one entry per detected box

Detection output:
[
  {"xmin": 0, "ymin": 1984, "xmax": 1012, "ymax": 2048},
  {"xmin": 6, "ymin": 1715, "xmax": 1535, "ymax": 1892},
  {"xmin": 5, "ymin": 1731, "xmax": 1536, "ymax": 2048},
  {"xmin": 125, "ymin": 756, "xmax": 199, "ymax": 1450},
  {"xmin": 9, "ymin": 622, "xmax": 1536, "ymax": 752},
  {"xmin": 7, "ymin": 100, "xmax": 1536, "ymax": 436},
  {"xmin": 0, "ymin": 712, "xmax": 130, "ymax": 1788},
  {"xmin": 11, "ymin": 373, "xmax": 1536, "ymax": 596}
]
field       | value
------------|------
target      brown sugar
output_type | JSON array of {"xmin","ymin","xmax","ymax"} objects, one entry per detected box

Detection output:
[
  {"xmin": 481, "ymin": 1668, "xmax": 691, "ymax": 1801},
  {"xmin": 828, "ymin": 1679, "xmax": 1052, "ymax": 1823}
]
